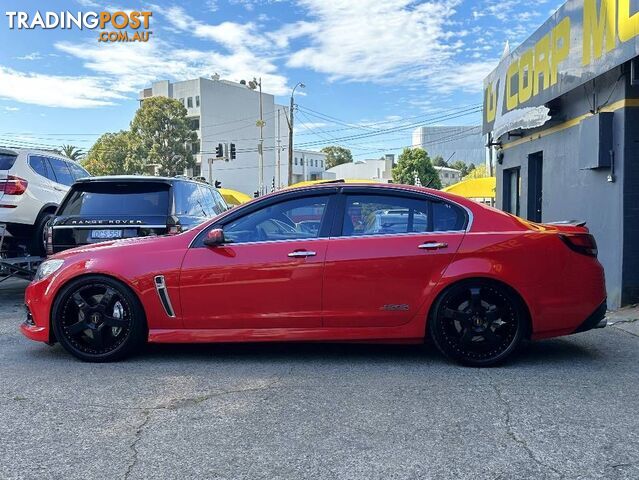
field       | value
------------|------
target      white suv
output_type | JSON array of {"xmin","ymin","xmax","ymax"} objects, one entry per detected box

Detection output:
[{"xmin": 0, "ymin": 148, "xmax": 90, "ymax": 255}]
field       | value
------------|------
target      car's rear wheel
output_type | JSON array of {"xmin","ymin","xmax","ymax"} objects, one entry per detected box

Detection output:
[
  {"xmin": 429, "ymin": 280, "xmax": 526, "ymax": 367},
  {"xmin": 30, "ymin": 212, "xmax": 53, "ymax": 257},
  {"xmin": 52, "ymin": 276, "xmax": 147, "ymax": 362}
]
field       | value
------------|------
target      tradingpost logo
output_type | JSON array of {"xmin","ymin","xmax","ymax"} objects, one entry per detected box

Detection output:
[{"xmin": 5, "ymin": 10, "xmax": 153, "ymax": 43}]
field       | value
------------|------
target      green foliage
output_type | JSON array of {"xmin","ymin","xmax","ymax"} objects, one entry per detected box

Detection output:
[
  {"xmin": 449, "ymin": 160, "xmax": 469, "ymax": 177},
  {"xmin": 60, "ymin": 144, "xmax": 84, "ymax": 161},
  {"xmin": 432, "ymin": 156, "xmax": 448, "ymax": 167},
  {"xmin": 392, "ymin": 148, "xmax": 442, "ymax": 189},
  {"xmin": 463, "ymin": 164, "xmax": 488, "ymax": 179},
  {"xmin": 320, "ymin": 145, "xmax": 353, "ymax": 169},
  {"xmin": 82, "ymin": 131, "xmax": 146, "ymax": 176},
  {"xmin": 130, "ymin": 97, "xmax": 197, "ymax": 177}
]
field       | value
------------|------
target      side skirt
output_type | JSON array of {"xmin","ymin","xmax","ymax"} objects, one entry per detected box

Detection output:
[{"xmin": 148, "ymin": 325, "xmax": 425, "ymax": 344}]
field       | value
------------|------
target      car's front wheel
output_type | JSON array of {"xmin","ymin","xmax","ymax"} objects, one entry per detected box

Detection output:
[
  {"xmin": 429, "ymin": 280, "xmax": 527, "ymax": 367},
  {"xmin": 52, "ymin": 275, "xmax": 147, "ymax": 362}
]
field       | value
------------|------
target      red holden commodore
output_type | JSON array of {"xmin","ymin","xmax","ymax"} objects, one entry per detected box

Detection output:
[{"xmin": 21, "ymin": 183, "xmax": 607, "ymax": 366}]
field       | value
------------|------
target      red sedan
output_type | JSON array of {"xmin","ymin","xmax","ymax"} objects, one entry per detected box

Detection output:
[{"xmin": 21, "ymin": 183, "xmax": 607, "ymax": 366}]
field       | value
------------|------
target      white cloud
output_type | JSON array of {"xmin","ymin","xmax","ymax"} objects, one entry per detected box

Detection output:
[
  {"xmin": 55, "ymin": 37, "xmax": 290, "ymax": 97},
  {"xmin": 3, "ymin": 106, "xmax": 20, "ymax": 112},
  {"xmin": 427, "ymin": 61, "xmax": 498, "ymax": 94},
  {"xmin": 0, "ymin": 66, "xmax": 124, "ymax": 108},
  {"xmin": 284, "ymin": 0, "xmax": 462, "ymax": 83},
  {"xmin": 16, "ymin": 52, "xmax": 43, "ymax": 61}
]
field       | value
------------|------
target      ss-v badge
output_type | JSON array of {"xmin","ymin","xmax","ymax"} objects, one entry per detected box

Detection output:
[{"xmin": 380, "ymin": 304, "xmax": 410, "ymax": 311}]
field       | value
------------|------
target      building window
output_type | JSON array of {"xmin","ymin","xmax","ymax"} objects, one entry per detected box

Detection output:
[
  {"xmin": 295, "ymin": 157, "xmax": 298, "ymax": 165},
  {"xmin": 191, "ymin": 142, "xmax": 200, "ymax": 154},
  {"xmin": 320, "ymin": 160, "xmax": 323, "ymax": 168},
  {"xmin": 187, "ymin": 97, "xmax": 193, "ymax": 108},
  {"xmin": 503, "ymin": 167, "xmax": 521, "ymax": 216},
  {"xmin": 195, "ymin": 95, "xmax": 200, "ymax": 107},
  {"xmin": 190, "ymin": 118, "xmax": 200, "ymax": 130},
  {"xmin": 179, "ymin": 98, "xmax": 184, "ymax": 106}
]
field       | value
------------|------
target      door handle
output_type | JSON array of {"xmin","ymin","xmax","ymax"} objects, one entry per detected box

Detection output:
[
  {"xmin": 418, "ymin": 242, "xmax": 448, "ymax": 250},
  {"xmin": 288, "ymin": 250, "xmax": 316, "ymax": 258}
]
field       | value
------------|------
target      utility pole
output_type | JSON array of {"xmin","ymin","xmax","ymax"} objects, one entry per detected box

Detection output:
[
  {"xmin": 257, "ymin": 77, "xmax": 264, "ymax": 195},
  {"xmin": 288, "ymin": 82, "xmax": 305, "ymax": 186},
  {"xmin": 276, "ymin": 108, "xmax": 281, "ymax": 189}
]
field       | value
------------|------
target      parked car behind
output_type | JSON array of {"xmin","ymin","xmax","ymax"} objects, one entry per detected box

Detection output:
[
  {"xmin": 48, "ymin": 176, "xmax": 228, "ymax": 254},
  {"xmin": 0, "ymin": 148, "xmax": 90, "ymax": 255}
]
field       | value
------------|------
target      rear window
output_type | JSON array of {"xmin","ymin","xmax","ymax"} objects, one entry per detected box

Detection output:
[
  {"xmin": 0, "ymin": 153, "xmax": 17, "ymax": 170},
  {"xmin": 61, "ymin": 182, "xmax": 170, "ymax": 216}
]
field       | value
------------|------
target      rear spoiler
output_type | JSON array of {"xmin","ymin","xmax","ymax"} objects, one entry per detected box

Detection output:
[{"xmin": 545, "ymin": 220, "xmax": 587, "ymax": 227}]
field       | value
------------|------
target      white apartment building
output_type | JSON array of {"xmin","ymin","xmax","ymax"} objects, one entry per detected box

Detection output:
[
  {"xmin": 323, "ymin": 155, "xmax": 395, "ymax": 182},
  {"xmin": 139, "ymin": 77, "xmax": 325, "ymax": 195},
  {"xmin": 323, "ymin": 154, "xmax": 461, "ymax": 187},
  {"xmin": 436, "ymin": 166, "xmax": 463, "ymax": 187},
  {"xmin": 291, "ymin": 149, "xmax": 327, "ymax": 184}
]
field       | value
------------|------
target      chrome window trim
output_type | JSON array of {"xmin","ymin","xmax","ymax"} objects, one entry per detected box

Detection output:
[{"xmin": 189, "ymin": 186, "xmax": 475, "ymax": 248}]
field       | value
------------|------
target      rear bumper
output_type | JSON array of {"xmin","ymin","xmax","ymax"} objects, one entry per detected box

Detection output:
[{"xmin": 573, "ymin": 300, "xmax": 607, "ymax": 334}]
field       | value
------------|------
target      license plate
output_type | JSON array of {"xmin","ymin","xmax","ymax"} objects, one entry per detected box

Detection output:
[{"xmin": 91, "ymin": 229, "xmax": 123, "ymax": 239}]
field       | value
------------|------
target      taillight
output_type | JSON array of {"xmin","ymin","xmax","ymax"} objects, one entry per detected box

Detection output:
[
  {"xmin": 0, "ymin": 175, "xmax": 28, "ymax": 195},
  {"xmin": 560, "ymin": 233, "xmax": 598, "ymax": 257},
  {"xmin": 46, "ymin": 226, "xmax": 53, "ymax": 256}
]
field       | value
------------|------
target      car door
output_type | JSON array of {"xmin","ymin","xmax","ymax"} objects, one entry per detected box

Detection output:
[
  {"xmin": 180, "ymin": 192, "xmax": 335, "ymax": 329},
  {"xmin": 322, "ymin": 189, "xmax": 468, "ymax": 328},
  {"xmin": 46, "ymin": 157, "xmax": 75, "ymax": 202},
  {"xmin": 26, "ymin": 155, "xmax": 59, "ymax": 205}
]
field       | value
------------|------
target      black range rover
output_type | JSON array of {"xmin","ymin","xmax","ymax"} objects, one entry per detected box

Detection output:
[{"xmin": 48, "ymin": 176, "xmax": 228, "ymax": 254}]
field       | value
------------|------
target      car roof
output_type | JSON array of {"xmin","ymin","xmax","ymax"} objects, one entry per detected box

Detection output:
[
  {"xmin": 73, "ymin": 175, "xmax": 208, "ymax": 185},
  {"xmin": 0, "ymin": 147, "xmax": 79, "ymax": 162}
]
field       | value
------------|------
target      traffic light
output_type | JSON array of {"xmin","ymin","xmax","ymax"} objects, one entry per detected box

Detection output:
[
  {"xmin": 214, "ymin": 180, "xmax": 222, "ymax": 188},
  {"xmin": 229, "ymin": 143, "xmax": 236, "ymax": 160},
  {"xmin": 215, "ymin": 143, "xmax": 223, "ymax": 158}
]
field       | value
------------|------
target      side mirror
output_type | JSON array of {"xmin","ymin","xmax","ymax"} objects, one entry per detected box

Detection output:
[{"xmin": 203, "ymin": 228, "xmax": 225, "ymax": 247}]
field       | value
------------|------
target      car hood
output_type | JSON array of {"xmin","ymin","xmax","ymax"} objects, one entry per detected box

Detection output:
[{"xmin": 49, "ymin": 233, "xmax": 185, "ymax": 261}]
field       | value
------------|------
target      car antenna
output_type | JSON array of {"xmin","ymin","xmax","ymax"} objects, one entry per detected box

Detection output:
[{"xmin": 426, "ymin": 152, "xmax": 455, "ymax": 188}]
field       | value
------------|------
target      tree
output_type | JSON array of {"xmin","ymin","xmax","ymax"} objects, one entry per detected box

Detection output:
[
  {"xmin": 82, "ymin": 131, "xmax": 146, "ymax": 176},
  {"xmin": 320, "ymin": 146, "xmax": 353, "ymax": 169},
  {"xmin": 450, "ymin": 160, "xmax": 469, "ymax": 177},
  {"xmin": 432, "ymin": 156, "xmax": 448, "ymax": 167},
  {"xmin": 392, "ymin": 148, "xmax": 441, "ymax": 189},
  {"xmin": 463, "ymin": 164, "xmax": 488, "ymax": 179},
  {"xmin": 130, "ymin": 96, "xmax": 197, "ymax": 176},
  {"xmin": 60, "ymin": 144, "xmax": 84, "ymax": 161}
]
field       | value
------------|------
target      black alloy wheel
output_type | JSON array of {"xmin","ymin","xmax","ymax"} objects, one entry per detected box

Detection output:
[
  {"xmin": 52, "ymin": 276, "xmax": 146, "ymax": 362},
  {"xmin": 429, "ymin": 281, "xmax": 526, "ymax": 367}
]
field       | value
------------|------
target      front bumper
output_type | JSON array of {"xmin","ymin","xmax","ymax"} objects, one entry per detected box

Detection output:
[
  {"xmin": 573, "ymin": 300, "xmax": 607, "ymax": 333},
  {"xmin": 20, "ymin": 279, "xmax": 52, "ymax": 343}
]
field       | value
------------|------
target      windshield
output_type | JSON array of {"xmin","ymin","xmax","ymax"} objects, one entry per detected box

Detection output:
[
  {"xmin": 0, "ymin": 153, "xmax": 17, "ymax": 170},
  {"xmin": 61, "ymin": 182, "xmax": 170, "ymax": 216}
]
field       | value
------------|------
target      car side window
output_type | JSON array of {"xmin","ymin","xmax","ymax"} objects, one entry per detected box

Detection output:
[
  {"xmin": 28, "ymin": 155, "xmax": 50, "ymax": 179},
  {"xmin": 210, "ymin": 188, "xmax": 228, "ymax": 214},
  {"xmin": 174, "ymin": 182, "xmax": 208, "ymax": 217},
  {"xmin": 432, "ymin": 201, "xmax": 466, "ymax": 231},
  {"xmin": 68, "ymin": 161, "xmax": 90, "ymax": 180},
  {"xmin": 48, "ymin": 157, "xmax": 75, "ymax": 186},
  {"xmin": 342, "ymin": 194, "xmax": 430, "ymax": 237},
  {"xmin": 197, "ymin": 185, "xmax": 217, "ymax": 217},
  {"xmin": 223, "ymin": 195, "xmax": 329, "ymax": 244}
]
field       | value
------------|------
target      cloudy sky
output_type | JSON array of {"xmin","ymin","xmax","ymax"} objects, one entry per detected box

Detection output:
[{"xmin": 0, "ymin": 0, "xmax": 564, "ymax": 159}]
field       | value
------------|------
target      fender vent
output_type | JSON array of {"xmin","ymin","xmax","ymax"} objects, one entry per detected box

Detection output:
[{"xmin": 154, "ymin": 275, "xmax": 176, "ymax": 318}]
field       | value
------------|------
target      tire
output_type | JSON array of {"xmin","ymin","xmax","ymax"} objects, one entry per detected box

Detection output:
[
  {"xmin": 428, "ymin": 280, "xmax": 526, "ymax": 367},
  {"xmin": 30, "ymin": 212, "xmax": 54, "ymax": 257},
  {"xmin": 51, "ymin": 275, "xmax": 147, "ymax": 362}
]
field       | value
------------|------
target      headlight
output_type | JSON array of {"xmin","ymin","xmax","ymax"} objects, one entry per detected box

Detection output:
[{"xmin": 34, "ymin": 259, "xmax": 64, "ymax": 281}]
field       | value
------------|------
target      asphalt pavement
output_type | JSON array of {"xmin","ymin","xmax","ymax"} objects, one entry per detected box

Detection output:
[{"xmin": 1, "ymin": 277, "xmax": 638, "ymax": 480}]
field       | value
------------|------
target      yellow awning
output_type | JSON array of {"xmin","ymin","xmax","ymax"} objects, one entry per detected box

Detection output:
[
  {"xmin": 287, "ymin": 178, "xmax": 381, "ymax": 189},
  {"xmin": 218, "ymin": 188, "xmax": 252, "ymax": 206},
  {"xmin": 442, "ymin": 177, "xmax": 496, "ymax": 199}
]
